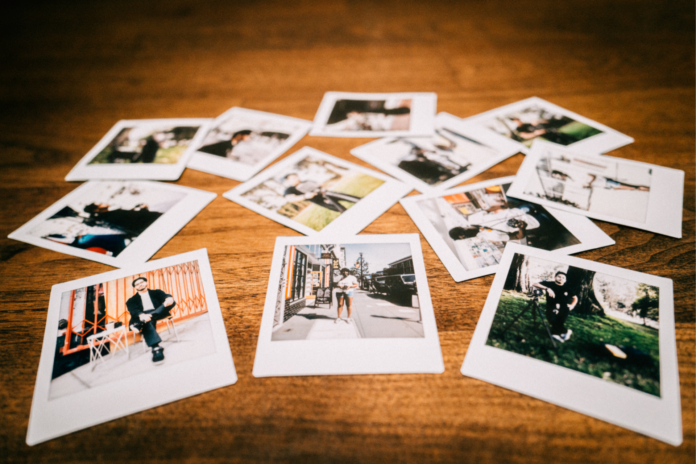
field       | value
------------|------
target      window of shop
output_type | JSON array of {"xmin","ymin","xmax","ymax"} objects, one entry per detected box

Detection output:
[{"xmin": 291, "ymin": 250, "xmax": 307, "ymax": 301}]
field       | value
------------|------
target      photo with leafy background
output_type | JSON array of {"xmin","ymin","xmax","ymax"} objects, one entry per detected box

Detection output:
[{"xmin": 486, "ymin": 254, "xmax": 660, "ymax": 396}]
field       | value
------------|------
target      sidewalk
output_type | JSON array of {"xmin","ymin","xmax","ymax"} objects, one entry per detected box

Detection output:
[{"xmin": 272, "ymin": 290, "xmax": 424, "ymax": 341}]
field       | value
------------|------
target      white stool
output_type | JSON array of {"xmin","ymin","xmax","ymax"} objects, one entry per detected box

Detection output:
[{"xmin": 87, "ymin": 325, "xmax": 129, "ymax": 370}]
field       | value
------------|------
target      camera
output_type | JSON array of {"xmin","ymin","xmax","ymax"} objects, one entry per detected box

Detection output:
[{"xmin": 532, "ymin": 288, "xmax": 544, "ymax": 297}]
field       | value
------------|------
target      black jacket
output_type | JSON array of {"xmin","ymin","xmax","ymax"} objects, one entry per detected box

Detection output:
[{"xmin": 126, "ymin": 289, "xmax": 175, "ymax": 323}]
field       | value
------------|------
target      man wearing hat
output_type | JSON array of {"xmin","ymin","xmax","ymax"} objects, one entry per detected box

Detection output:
[{"xmin": 126, "ymin": 276, "xmax": 176, "ymax": 364}]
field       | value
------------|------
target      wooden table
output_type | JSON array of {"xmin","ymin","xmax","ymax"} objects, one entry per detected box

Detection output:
[{"xmin": 1, "ymin": 1, "xmax": 693, "ymax": 462}]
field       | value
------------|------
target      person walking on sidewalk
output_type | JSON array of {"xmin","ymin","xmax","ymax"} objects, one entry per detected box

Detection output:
[{"xmin": 335, "ymin": 268, "xmax": 359, "ymax": 324}]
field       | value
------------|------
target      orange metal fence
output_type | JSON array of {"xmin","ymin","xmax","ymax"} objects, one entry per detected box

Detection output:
[{"xmin": 62, "ymin": 260, "xmax": 207, "ymax": 355}]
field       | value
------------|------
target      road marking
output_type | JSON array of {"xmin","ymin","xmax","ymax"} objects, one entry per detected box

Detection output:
[{"xmin": 399, "ymin": 309, "xmax": 415, "ymax": 313}]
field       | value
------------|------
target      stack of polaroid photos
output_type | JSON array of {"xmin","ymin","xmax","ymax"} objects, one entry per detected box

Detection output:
[{"xmin": 11, "ymin": 91, "xmax": 685, "ymax": 446}]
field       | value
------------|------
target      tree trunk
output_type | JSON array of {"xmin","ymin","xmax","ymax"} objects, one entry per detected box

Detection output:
[
  {"xmin": 504, "ymin": 253, "xmax": 530, "ymax": 293},
  {"xmin": 566, "ymin": 266, "xmax": 604, "ymax": 315}
]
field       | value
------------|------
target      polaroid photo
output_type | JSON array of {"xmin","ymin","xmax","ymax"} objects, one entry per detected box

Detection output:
[
  {"xmin": 310, "ymin": 91, "xmax": 437, "ymax": 138},
  {"xmin": 253, "ymin": 234, "xmax": 444, "ymax": 377},
  {"xmin": 26, "ymin": 249, "xmax": 237, "ymax": 445},
  {"xmin": 461, "ymin": 244, "xmax": 681, "ymax": 445},
  {"xmin": 187, "ymin": 107, "xmax": 312, "ymax": 182},
  {"xmin": 65, "ymin": 118, "xmax": 212, "ymax": 181},
  {"xmin": 8, "ymin": 181, "xmax": 216, "ymax": 268},
  {"xmin": 506, "ymin": 141, "xmax": 684, "ymax": 238},
  {"xmin": 463, "ymin": 97, "xmax": 634, "ymax": 154},
  {"xmin": 401, "ymin": 176, "xmax": 615, "ymax": 282},
  {"xmin": 351, "ymin": 112, "xmax": 522, "ymax": 193},
  {"xmin": 223, "ymin": 147, "xmax": 412, "ymax": 236}
]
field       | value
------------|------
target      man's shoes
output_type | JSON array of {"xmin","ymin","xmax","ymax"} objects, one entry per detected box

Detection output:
[
  {"xmin": 552, "ymin": 334, "xmax": 565, "ymax": 343},
  {"xmin": 152, "ymin": 346, "xmax": 165, "ymax": 364},
  {"xmin": 334, "ymin": 318, "xmax": 341, "ymax": 324},
  {"xmin": 344, "ymin": 318, "xmax": 352, "ymax": 324},
  {"xmin": 562, "ymin": 329, "xmax": 572, "ymax": 342}
]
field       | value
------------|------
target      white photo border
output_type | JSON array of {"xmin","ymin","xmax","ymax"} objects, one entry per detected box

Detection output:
[
  {"xmin": 65, "ymin": 118, "xmax": 213, "ymax": 181},
  {"xmin": 253, "ymin": 234, "xmax": 445, "ymax": 377},
  {"xmin": 26, "ymin": 249, "xmax": 237, "ymax": 446},
  {"xmin": 461, "ymin": 243, "xmax": 681, "ymax": 445},
  {"xmin": 401, "ymin": 176, "xmax": 616, "ymax": 282},
  {"xmin": 351, "ymin": 112, "xmax": 522, "ymax": 193},
  {"xmin": 187, "ymin": 107, "xmax": 312, "ymax": 182},
  {"xmin": 507, "ymin": 141, "xmax": 684, "ymax": 238},
  {"xmin": 463, "ymin": 96, "xmax": 634, "ymax": 154},
  {"xmin": 8, "ymin": 181, "xmax": 216, "ymax": 268},
  {"xmin": 310, "ymin": 91, "xmax": 437, "ymax": 138},
  {"xmin": 223, "ymin": 147, "xmax": 412, "ymax": 236}
]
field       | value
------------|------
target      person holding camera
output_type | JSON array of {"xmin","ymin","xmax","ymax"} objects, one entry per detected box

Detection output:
[
  {"xmin": 531, "ymin": 271, "xmax": 578, "ymax": 343},
  {"xmin": 335, "ymin": 268, "xmax": 359, "ymax": 324}
]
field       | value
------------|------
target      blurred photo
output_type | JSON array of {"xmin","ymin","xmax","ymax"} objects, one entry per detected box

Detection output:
[
  {"xmin": 325, "ymin": 98, "xmax": 412, "ymax": 132},
  {"xmin": 417, "ymin": 183, "xmax": 580, "ymax": 271},
  {"xmin": 239, "ymin": 154, "xmax": 385, "ymax": 232},
  {"xmin": 27, "ymin": 182, "xmax": 185, "ymax": 257},
  {"xmin": 89, "ymin": 123, "xmax": 202, "ymax": 165},
  {"xmin": 523, "ymin": 150, "xmax": 652, "ymax": 222}
]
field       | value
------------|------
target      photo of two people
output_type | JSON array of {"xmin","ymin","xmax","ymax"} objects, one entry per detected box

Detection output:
[
  {"xmin": 240, "ymin": 155, "xmax": 385, "ymax": 232},
  {"xmin": 486, "ymin": 253, "xmax": 660, "ymax": 396},
  {"xmin": 27, "ymin": 182, "xmax": 185, "ymax": 257}
]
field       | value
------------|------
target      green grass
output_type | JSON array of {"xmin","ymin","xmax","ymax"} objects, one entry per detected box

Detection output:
[
  {"xmin": 486, "ymin": 291, "xmax": 660, "ymax": 396},
  {"xmin": 88, "ymin": 145, "xmax": 185, "ymax": 164},
  {"xmin": 292, "ymin": 173, "xmax": 386, "ymax": 231},
  {"xmin": 558, "ymin": 121, "xmax": 603, "ymax": 141}
]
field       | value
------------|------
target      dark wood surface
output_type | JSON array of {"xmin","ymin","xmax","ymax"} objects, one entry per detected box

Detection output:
[{"xmin": 1, "ymin": 1, "xmax": 694, "ymax": 462}]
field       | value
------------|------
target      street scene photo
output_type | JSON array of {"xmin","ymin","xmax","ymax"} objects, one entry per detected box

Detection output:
[
  {"xmin": 271, "ymin": 242, "xmax": 424, "ymax": 341},
  {"xmin": 49, "ymin": 260, "xmax": 215, "ymax": 400},
  {"xmin": 324, "ymin": 98, "xmax": 412, "ymax": 132},
  {"xmin": 89, "ymin": 122, "xmax": 203, "ymax": 164},
  {"xmin": 27, "ymin": 181, "xmax": 185, "ymax": 257},
  {"xmin": 416, "ymin": 183, "xmax": 580, "ymax": 271},
  {"xmin": 522, "ymin": 150, "xmax": 652, "ymax": 222},
  {"xmin": 196, "ymin": 110, "xmax": 304, "ymax": 165},
  {"xmin": 240, "ymin": 155, "xmax": 385, "ymax": 232},
  {"xmin": 486, "ymin": 253, "xmax": 660, "ymax": 396},
  {"xmin": 480, "ymin": 104, "xmax": 602, "ymax": 148}
]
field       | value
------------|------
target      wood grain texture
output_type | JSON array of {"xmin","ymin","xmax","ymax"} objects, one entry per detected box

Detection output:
[{"xmin": 0, "ymin": 0, "xmax": 693, "ymax": 462}]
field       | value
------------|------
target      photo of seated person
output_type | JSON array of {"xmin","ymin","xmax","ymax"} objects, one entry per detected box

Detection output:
[
  {"xmin": 282, "ymin": 173, "xmax": 361, "ymax": 213},
  {"xmin": 126, "ymin": 277, "xmax": 176, "ymax": 364},
  {"xmin": 197, "ymin": 130, "xmax": 253, "ymax": 158},
  {"xmin": 531, "ymin": 271, "xmax": 578, "ymax": 343}
]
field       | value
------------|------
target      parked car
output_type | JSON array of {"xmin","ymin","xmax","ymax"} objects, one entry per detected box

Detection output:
[{"xmin": 372, "ymin": 274, "xmax": 417, "ymax": 300}]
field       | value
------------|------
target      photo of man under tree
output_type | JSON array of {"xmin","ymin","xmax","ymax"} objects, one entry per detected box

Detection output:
[{"xmin": 486, "ymin": 253, "xmax": 660, "ymax": 396}]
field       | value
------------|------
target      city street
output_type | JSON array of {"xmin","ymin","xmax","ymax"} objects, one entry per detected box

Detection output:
[{"xmin": 272, "ymin": 289, "xmax": 424, "ymax": 341}]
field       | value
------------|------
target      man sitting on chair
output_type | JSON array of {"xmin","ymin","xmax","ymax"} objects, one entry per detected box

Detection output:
[{"xmin": 127, "ymin": 277, "xmax": 176, "ymax": 364}]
